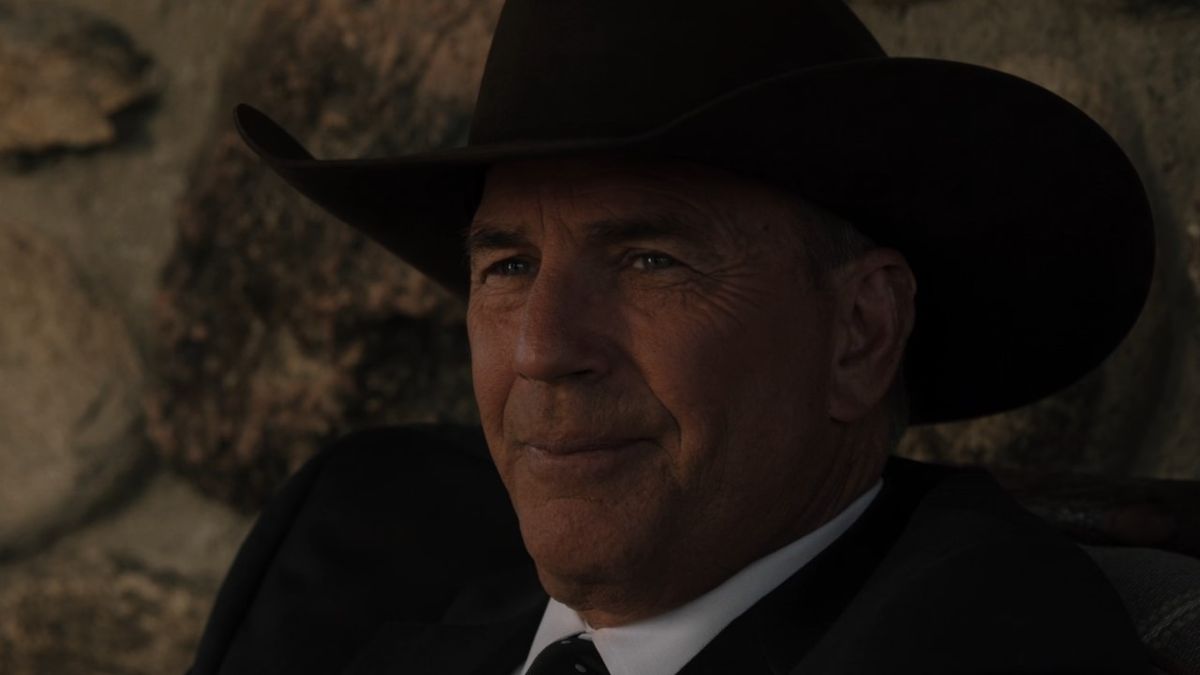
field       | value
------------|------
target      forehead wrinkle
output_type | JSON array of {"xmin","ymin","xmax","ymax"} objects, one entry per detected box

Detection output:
[
  {"xmin": 466, "ymin": 210, "xmax": 740, "ymax": 263},
  {"xmin": 583, "ymin": 210, "xmax": 723, "ymax": 251},
  {"xmin": 601, "ymin": 176, "xmax": 801, "ymax": 260}
]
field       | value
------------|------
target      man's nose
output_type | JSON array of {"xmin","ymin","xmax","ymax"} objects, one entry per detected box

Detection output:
[{"xmin": 514, "ymin": 267, "xmax": 611, "ymax": 383}]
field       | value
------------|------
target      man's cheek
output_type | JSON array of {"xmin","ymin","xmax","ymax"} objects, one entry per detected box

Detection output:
[{"xmin": 467, "ymin": 324, "xmax": 514, "ymax": 407}]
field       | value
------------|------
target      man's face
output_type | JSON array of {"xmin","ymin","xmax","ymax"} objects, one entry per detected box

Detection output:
[{"xmin": 466, "ymin": 157, "xmax": 842, "ymax": 622}]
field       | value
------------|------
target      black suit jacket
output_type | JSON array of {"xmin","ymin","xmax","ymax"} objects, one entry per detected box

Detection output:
[{"xmin": 189, "ymin": 425, "xmax": 1149, "ymax": 674}]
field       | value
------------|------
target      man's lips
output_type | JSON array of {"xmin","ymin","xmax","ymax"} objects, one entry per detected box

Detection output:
[
  {"xmin": 517, "ymin": 438, "xmax": 655, "ymax": 481},
  {"xmin": 522, "ymin": 438, "xmax": 646, "ymax": 455}
]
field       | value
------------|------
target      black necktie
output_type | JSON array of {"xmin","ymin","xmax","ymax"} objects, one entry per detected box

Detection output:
[{"xmin": 526, "ymin": 633, "xmax": 610, "ymax": 675}]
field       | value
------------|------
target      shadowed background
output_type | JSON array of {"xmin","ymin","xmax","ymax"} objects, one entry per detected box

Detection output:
[{"xmin": 0, "ymin": 0, "xmax": 1196, "ymax": 672}]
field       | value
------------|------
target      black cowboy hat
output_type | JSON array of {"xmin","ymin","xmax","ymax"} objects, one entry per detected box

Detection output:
[{"xmin": 233, "ymin": 0, "xmax": 1154, "ymax": 425}]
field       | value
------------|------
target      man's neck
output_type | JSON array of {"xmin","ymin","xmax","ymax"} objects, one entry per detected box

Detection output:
[
  {"xmin": 516, "ymin": 480, "xmax": 884, "ymax": 675},
  {"xmin": 566, "ymin": 468, "xmax": 887, "ymax": 628}
]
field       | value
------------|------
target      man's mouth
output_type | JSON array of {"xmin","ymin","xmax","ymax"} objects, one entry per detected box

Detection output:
[
  {"xmin": 523, "ymin": 437, "xmax": 645, "ymax": 455},
  {"xmin": 519, "ymin": 437, "xmax": 653, "ymax": 480}
]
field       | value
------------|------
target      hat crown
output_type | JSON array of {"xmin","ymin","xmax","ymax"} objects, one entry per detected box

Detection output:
[{"xmin": 469, "ymin": 0, "xmax": 886, "ymax": 145}]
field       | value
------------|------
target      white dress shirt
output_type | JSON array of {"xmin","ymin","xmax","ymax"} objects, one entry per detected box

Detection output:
[{"xmin": 513, "ymin": 480, "xmax": 882, "ymax": 675}]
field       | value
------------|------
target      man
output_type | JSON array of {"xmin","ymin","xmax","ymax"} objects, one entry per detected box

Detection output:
[
  {"xmin": 464, "ymin": 156, "xmax": 909, "ymax": 637},
  {"xmin": 196, "ymin": 0, "xmax": 1156, "ymax": 672}
]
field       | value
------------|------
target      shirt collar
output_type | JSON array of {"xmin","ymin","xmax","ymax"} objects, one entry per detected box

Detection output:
[{"xmin": 516, "ymin": 480, "xmax": 883, "ymax": 675}]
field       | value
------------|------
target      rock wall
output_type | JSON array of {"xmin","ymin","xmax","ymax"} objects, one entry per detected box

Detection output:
[
  {"xmin": 0, "ymin": 0, "xmax": 1195, "ymax": 673},
  {"xmin": 147, "ymin": 0, "xmax": 491, "ymax": 510},
  {"xmin": 0, "ymin": 1, "xmax": 261, "ymax": 672}
]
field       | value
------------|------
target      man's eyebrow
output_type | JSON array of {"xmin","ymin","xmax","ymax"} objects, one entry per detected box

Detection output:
[
  {"xmin": 463, "ymin": 213, "xmax": 709, "ymax": 258},
  {"xmin": 462, "ymin": 223, "xmax": 531, "ymax": 258}
]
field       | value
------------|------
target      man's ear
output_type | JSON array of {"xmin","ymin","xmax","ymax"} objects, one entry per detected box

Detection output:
[{"xmin": 827, "ymin": 249, "xmax": 916, "ymax": 422}]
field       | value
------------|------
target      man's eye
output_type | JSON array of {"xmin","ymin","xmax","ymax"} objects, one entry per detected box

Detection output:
[
  {"xmin": 483, "ymin": 257, "xmax": 534, "ymax": 278},
  {"xmin": 631, "ymin": 253, "xmax": 678, "ymax": 271}
]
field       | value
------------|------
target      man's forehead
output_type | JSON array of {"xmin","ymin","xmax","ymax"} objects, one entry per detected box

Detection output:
[{"xmin": 465, "ymin": 210, "xmax": 713, "ymax": 259}]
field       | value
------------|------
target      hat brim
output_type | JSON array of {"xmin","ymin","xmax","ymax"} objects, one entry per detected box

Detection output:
[{"xmin": 234, "ymin": 56, "xmax": 1154, "ymax": 425}]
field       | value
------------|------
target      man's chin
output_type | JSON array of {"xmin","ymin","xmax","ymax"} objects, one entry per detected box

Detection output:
[{"xmin": 516, "ymin": 498, "xmax": 659, "ymax": 594}]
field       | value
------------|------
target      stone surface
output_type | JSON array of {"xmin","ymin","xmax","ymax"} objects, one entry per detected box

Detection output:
[
  {"xmin": 0, "ymin": 553, "xmax": 207, "ymax": 675},
  {"xmin": 0, "ymin": 221, "xmax": 146, "ymax": 557},
  {"xmin": 0, "ymin": 470, "xmax": 252, "ymax": 675},
  {"xmin": 0, "ymin": 0, "xmax": 261, "ymax": 355},
  {"xmin": 0, "ymin": 1, "xmax": 157, "ymax": 158},
  {"xmin": 147, "ymin": 0, "xmax": 501, "ymax": 510}
]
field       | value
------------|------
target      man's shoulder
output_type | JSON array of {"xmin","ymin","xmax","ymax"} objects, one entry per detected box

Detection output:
[
  {"xmin": 296, "ymin": 423, "xmax": 529, "ymax": 583},
  {"xmin": 189, "ymin": 424, "xmax": 529, "ymax": 675},
  {"xmin": 316, "ymin": 423, "xmax": 494, "ymax": 474},
  {"xmin": 802, "ymin": 456, "xmax": 1149, "ymax": 673}
]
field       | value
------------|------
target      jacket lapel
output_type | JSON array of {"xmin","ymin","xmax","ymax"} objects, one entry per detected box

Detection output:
[
  {"xmin": 342, "ymin": 563, "xmax": 548, "ymax": 675},
  {"xmin": 676, "ymin": 457, "xmax": 940, "ymax": 675}
]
